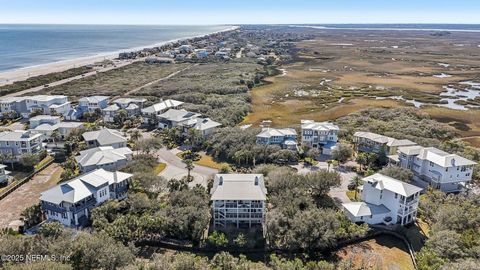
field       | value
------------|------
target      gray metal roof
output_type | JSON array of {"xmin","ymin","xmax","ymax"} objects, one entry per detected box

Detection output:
[
  {"xmin": 342, "ymin": 202, "xmax": 391, "ymax": 217},
  {"xmin": 40, "ymin": 169, "xmax": 132, "ymax": 205},
  {"xmin": 75, "ymin": 146, "xmax": 132, "ymax": 167},
  {"xmin": 82, "ymin": 128, "xmax": 127, "ymax": 146}
]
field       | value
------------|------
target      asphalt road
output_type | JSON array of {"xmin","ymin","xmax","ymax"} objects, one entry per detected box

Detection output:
[{"xmin": 156, "ymin": 147, "xmax": 218, "ymax": 188}]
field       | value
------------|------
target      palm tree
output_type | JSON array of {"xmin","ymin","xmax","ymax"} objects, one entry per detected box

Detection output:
[
  {"xmin": 183, "ymin": 159, "xmax": 194, "ymax": 182},
  {"xmin": 350, "ymin": 176, "xmax": 363, "ymax": 200},
  {"xmin": 130, "ymin": 130, "xmax": 142, "ymax": 142},
  {"xmin": 51, "ymin": 130, "xmax": 61, "ymax": 147}
]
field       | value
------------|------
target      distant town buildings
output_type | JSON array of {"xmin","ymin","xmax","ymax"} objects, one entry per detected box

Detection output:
[{"xmin": 210, "ymin": 174, "xmax": 267, "ymax": 228}]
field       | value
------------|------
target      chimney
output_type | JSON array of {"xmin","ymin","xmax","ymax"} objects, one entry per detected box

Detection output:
[
  {"xmin": 219, "ymin": 176, "xmax": 223, "ymax": 186},
  {"xmin": 254, "ymin": 176, "xmax": 259, "ymax": 186},
  {"xmin": 113, "ymin": 171, "xmax": 118, "ymax": 183}
]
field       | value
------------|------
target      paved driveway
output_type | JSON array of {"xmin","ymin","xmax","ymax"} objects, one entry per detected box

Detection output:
[{"xmin": 156, "ymin": 148, "xmax": 218, "ymax": 187}]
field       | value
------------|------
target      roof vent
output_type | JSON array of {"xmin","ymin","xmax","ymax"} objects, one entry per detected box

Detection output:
[
  {"xmin": 219, "ymin": 176, "xmax": 223, "ymax": 186},
  {"xmin": 254, "ymin": 177, "xmax": 259, "ymax": 186}
]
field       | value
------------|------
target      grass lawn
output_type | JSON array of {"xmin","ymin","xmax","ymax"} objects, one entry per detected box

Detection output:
[
  {"xmin": 194, "ymin": 154, "xmax": 223, "ymax": 169},
  {"xmin": 346, "ymin": 190, "xmax": 360, "ymax": 201},
  {"xmin": 153, "ymin": 163, "xmax": 167, "ymax": 175},
  {"xmin": 34, "ymin": 155, "xmax": 54, "ymax": 171}
]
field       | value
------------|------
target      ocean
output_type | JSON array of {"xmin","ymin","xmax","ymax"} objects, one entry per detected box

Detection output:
[{"xmin": 0, "ymin": 24, "xmax": 231, "ymax": 72}]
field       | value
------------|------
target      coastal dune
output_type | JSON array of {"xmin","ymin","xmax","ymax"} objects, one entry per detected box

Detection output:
[{"xmin": 0, "ymin": 25, "xmax": 238, "ymax": 87}]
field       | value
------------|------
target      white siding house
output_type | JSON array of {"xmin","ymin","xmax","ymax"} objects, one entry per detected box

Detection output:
[
  {"xmin": 210, "ymin": 174, "xmax": 267, "ymax": 228},
  {"xmin": 342, "ymin": 173, "xmax": 422, "ymax": 225},
  {"xmin": 395, "ymin": 146, "xmax": 476, "ymax": 192}
]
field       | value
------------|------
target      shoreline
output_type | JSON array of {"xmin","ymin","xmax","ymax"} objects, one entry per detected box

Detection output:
[{"xmin": 0, "ymin": 25, "xmax": 238, "ymax": 87}]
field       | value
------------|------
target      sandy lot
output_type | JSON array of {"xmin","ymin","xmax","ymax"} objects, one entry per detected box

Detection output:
[{"xmin": 0, "ymin": 163, "xmax": 63, "ymax": 228}]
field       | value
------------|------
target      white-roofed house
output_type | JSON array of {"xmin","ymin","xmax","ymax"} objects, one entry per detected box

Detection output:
[
  {"xmin": 29, "ymin": 115, "xmax": 61, "ymax": 129},
  {"xmin": 300, "ymin": 120, "xmax": 340, "ymax": 155},
  {"xmin": 78, "ymin": 96, "xmax": 109, "ymax": 113},
  {"xmin": 353, "ymin": 131, "xmax": 417, "ymax": 155},
  {"xmin": 141, "ymin": 99, "xmax": 184, "ymax": 125},
  {"xmin": 342, "ymin": 173, "xmax": 422, "ymax": 225},
  {"xmin": 102, "ymin": 98, "xmax": 146, "ymax": 123},
  {"xmin": 210, "ymin": 174, "xmax": 267, "ymax": 228},
  {"xmin": 30, "ymin": 122, "xmax": 84, "ymax": 141},
  {"xmin": 192, "ymin": 118, "xmax": 222, "ymax": 137},
  {"xmin": 395, "ymin": 145, "xmax": 476, "ymax": 192},
  {"xmin": 157, "ymin": 109, "xmax": 201, "ymax": 129},
  {"xmin": 24, "ymin": 95, "xmax": 71, "ymax": 117},
  {"xmin": 40, "ymin": 169, "xmax": 132, "ymax": 227},
  {"xmin": 75, "ymin": 146, "xmax": 133, "ymax": 173},
  {"xmin": 256, "ymin": 128, "xmax": 298, "ymax": 150},
  {"xmin": 82, "ymin": 128, "xmax": 127, "ymax": 149}
]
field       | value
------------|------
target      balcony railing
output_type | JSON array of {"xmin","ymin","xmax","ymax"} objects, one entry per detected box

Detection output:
[{"xmin": 71, "ymin": 198, "xmax": 96, "ymax": 213}]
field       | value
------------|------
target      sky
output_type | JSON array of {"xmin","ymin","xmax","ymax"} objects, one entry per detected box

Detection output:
[{"xmin": 0, "ymin": 0, "xmax": 479, "ymax": 25}]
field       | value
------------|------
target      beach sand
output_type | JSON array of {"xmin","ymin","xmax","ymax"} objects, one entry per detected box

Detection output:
[
  {"xmin": 0, "ymin": 25, "xmax": 239, "ymax": 88},
  {"xmin": 0, "ymin": 53, "xmax": 118, "ymax": 87}
]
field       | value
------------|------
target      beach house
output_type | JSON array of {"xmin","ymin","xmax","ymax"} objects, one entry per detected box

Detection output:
[
  {"xmin": 102, "ymin": 98, "xmax": 146, "ymax": 123},
  {"xmin": 29, "ymin": 115, "xmax": 61, "ymax": 129},
  {"xmin": 141, "ymin": 99, "xmax": 184, "ymax": 125},
  {"xmin": 75, "ymin": 146, "xmax": 133, "ymax": 173},
  {"xmin": 78, "ymin": 96, "xmax": 109, "ymax": 113},
  {"xmin": 353, "ymin": 131, "xmax": 417, "ymax": 155},
  {"xmin": 24, "ymin": 95, "xmax": 71, "ymax": 117},
  {"xmin": 256, "ymin": 128, "xmax": 298, "ymax": 150},
  {"xmin": 342, "ymin": 173, "xmax": 422, "ymax": 225},
  {"xmin": 40, "ymin": 169, "xmax": 132, "ymax": 227},
  {"xmin": 30, "ymin": 122, "xmax": 84, "ymax": 141},
  {"xmin": 300, "ymin": 120, "xmax": 339, "ymax": 155},
  {"xmin": 210, "ymin": 174, "xmax": 267, "ymax": 228},
  {"xmin": 157, "ymin": 109, "xmax": 201, "ymax": 129},
  {"xmin": 0, "ymin": 95, "xmax": 71, "ymax": 118},
  {"xmin": 0, "ymin": 131, "xmax": 43, "ymax": 161},
  {"xmin": 393, "ymin": 145, "xmax": 476, "ymax": 192},
  {"xmin": 82, "ymin": 128, "xmax": 128, "ymax": 149},
  {"xmin": 192, "ymin": 118, "xmax": 222, "ymax": 137}
]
